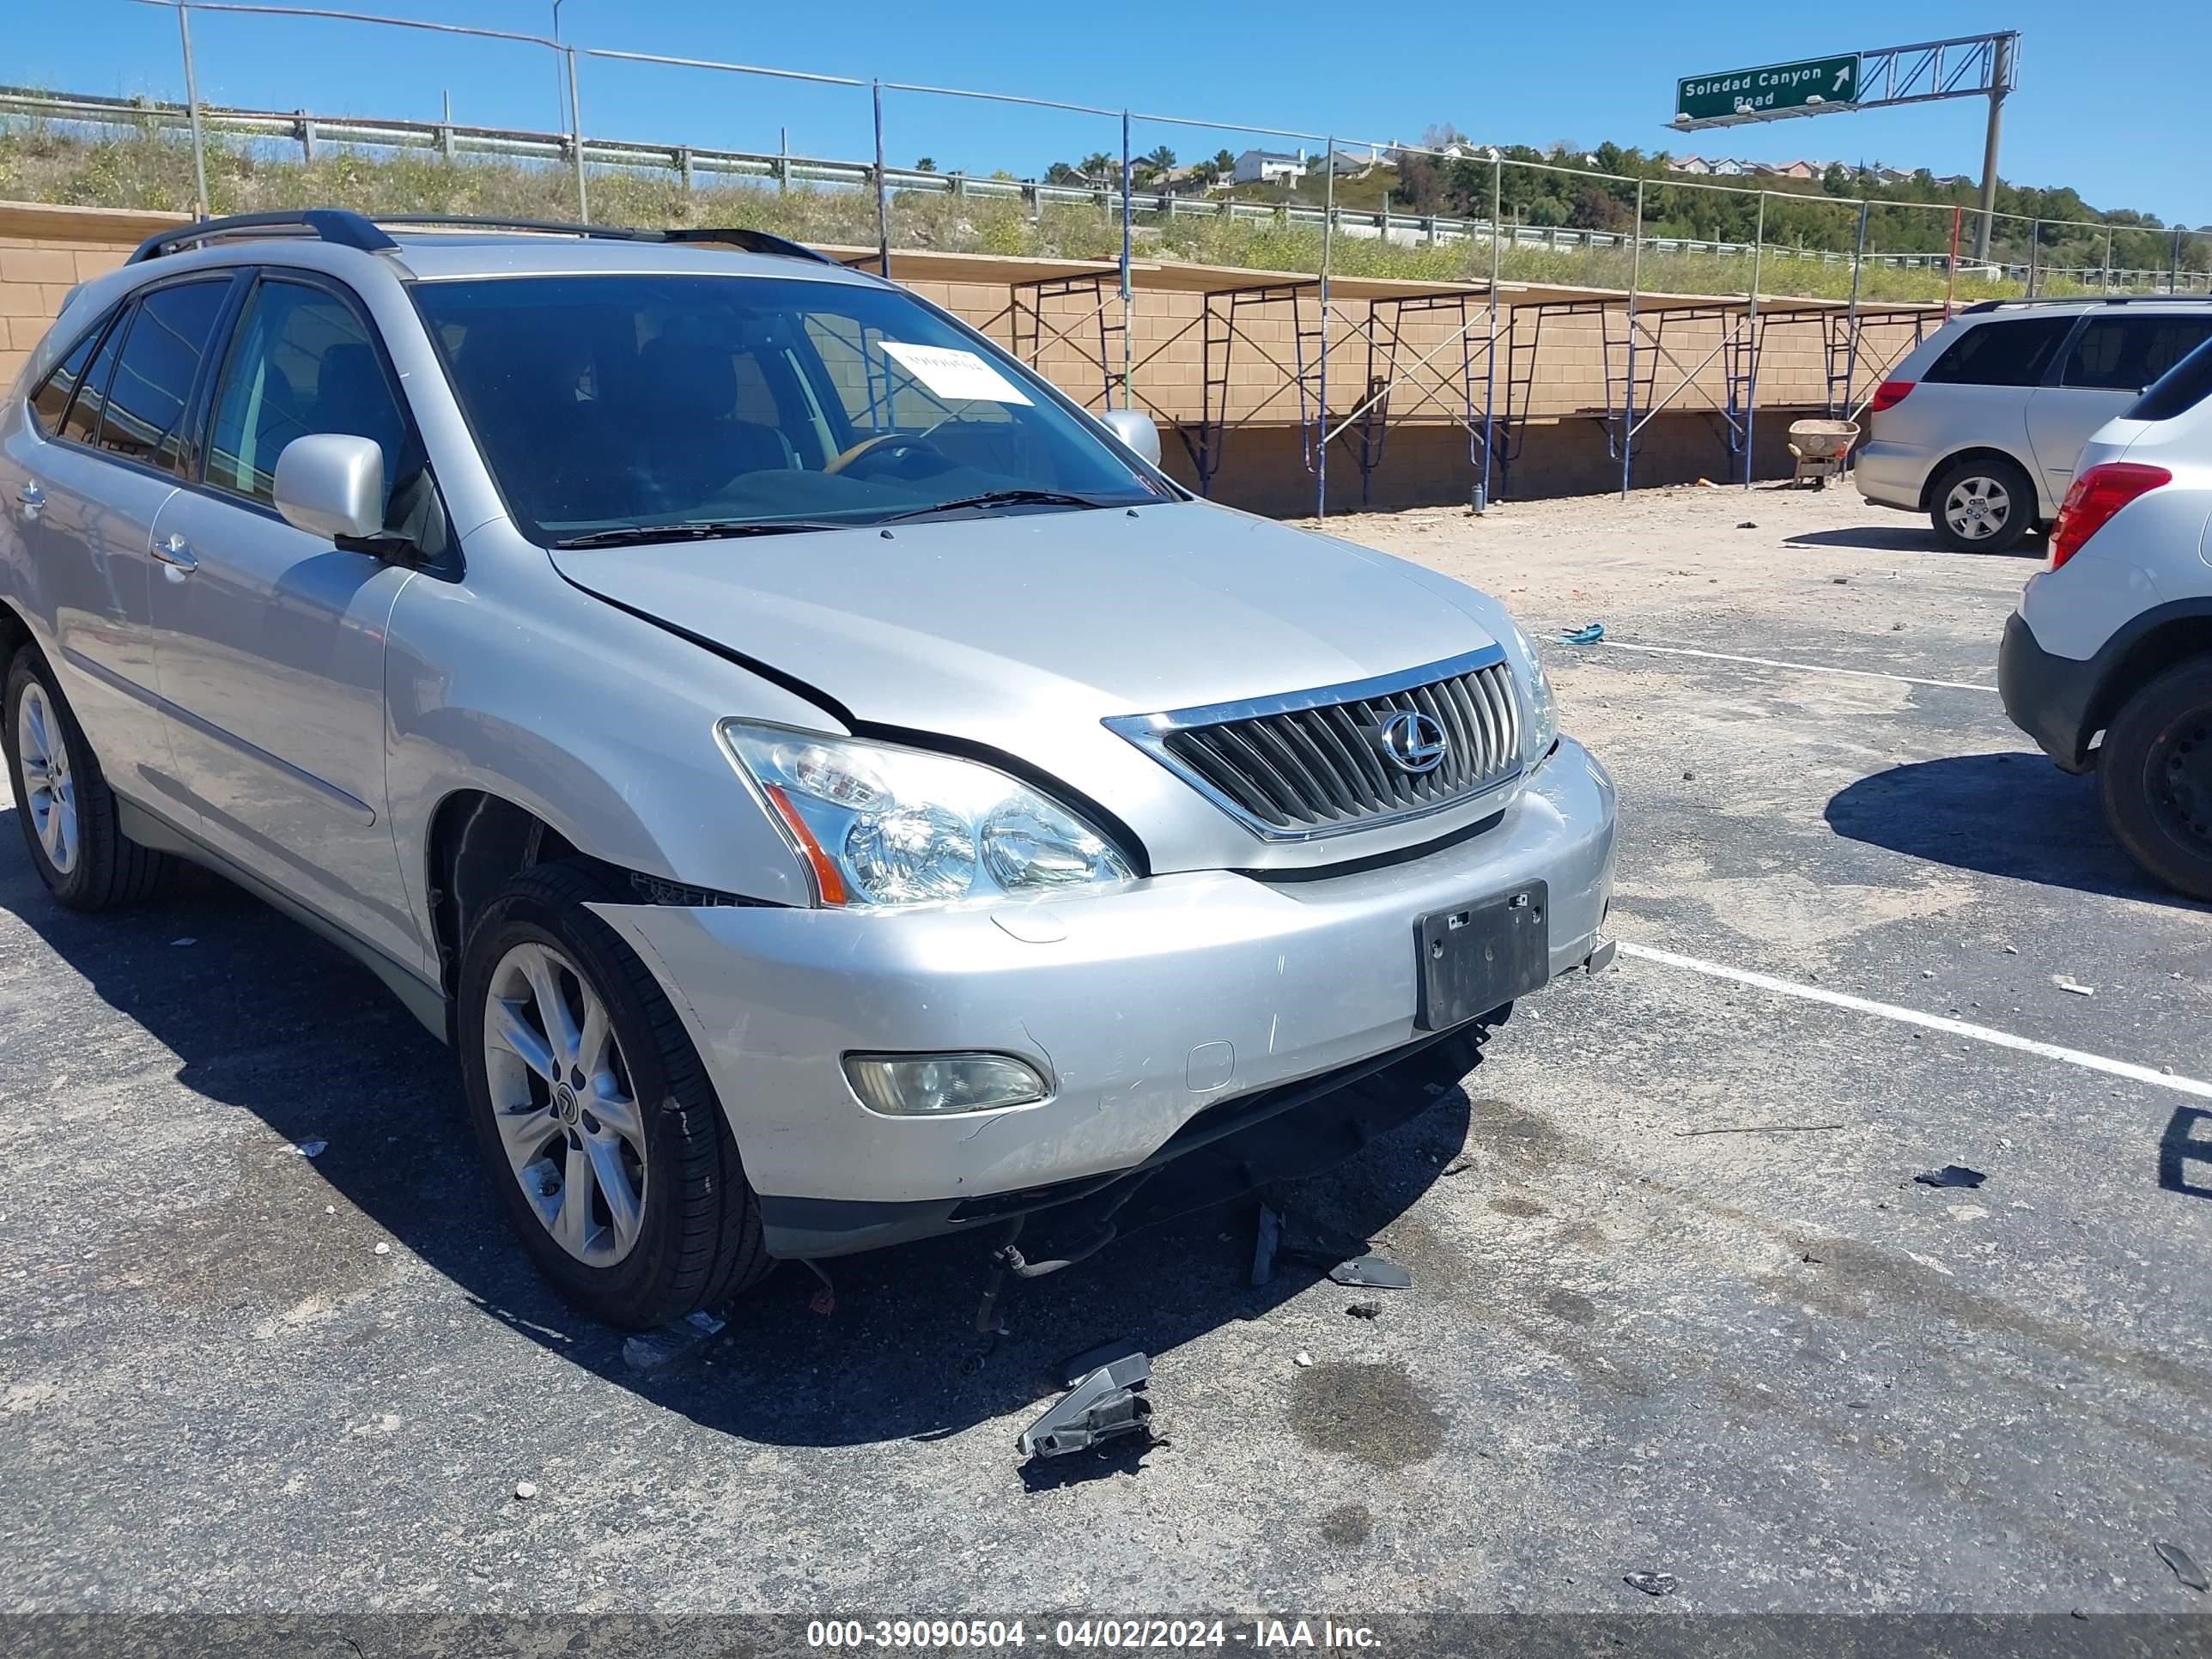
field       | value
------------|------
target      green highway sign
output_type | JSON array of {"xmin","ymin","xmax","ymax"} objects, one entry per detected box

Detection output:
[{"xmin": 1675, "ymin": 53, "xmax": 1862, "ymax": 126}]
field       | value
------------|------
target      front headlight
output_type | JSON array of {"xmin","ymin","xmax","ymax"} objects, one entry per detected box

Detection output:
[
  {"xmin": 720, "ymin": 720, "xmax": 1134, "ymax": 908},
  {"xmin": 1501, "ymin": 618, "xmax": 1560, "ymax": 763}
]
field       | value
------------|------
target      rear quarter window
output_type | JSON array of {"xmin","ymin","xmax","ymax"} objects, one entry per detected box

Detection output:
[
  {"xmin": 2126, "ymin": 337, "xmax": 2212, "ymax": 422},
  {"xmin": 2062, "ymin": 315, "xmax": 2212, "ymax": 392},
  {"xmin": 27, "ymin": 317, "xmax": 106, "ymax": 437},
  {"xmin": 57, "ymin": 313, "xmax": 130, "ymax": 448},
  {"xmin": 1923, "ymin": 316, "xmax": 2074, "ymax": 388}
]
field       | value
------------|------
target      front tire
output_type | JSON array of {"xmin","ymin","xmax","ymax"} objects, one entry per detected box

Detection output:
[
  {"xmin": 457, "ymin": 860, "xmax": 770, "ymax": 1329},
  {"xmin": 2098, "ymin": 657, "xmax": 2212, "ymax": 902},
  {"xmin": 1929, "ymin": 456, "xmax": 2035, "ymax": 555},
  {"xmin": 3, "ymin": 648, "xmax": 170, "ymax": 909}
]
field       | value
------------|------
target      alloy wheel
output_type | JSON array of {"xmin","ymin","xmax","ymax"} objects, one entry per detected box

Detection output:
[
  {"xmin": 15, "ymin": 682, "xmax": 79, "ymax": 878},
  {"xmin": 1943, "ymin": 476, "xmax": 2011, "ymax": 542},
  {"xmin": 482, "ymin": 942, "xmax": 649, "ymax": 1266}
]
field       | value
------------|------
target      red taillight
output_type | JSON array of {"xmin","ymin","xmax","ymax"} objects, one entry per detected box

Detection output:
[
  {"xmin": 2048, "ymin": 462, "xmax": 2172, "ymax": 570},
  {"xmin": 1869, "ymin": 380, "xmax": 1915, "ymax": 414}
]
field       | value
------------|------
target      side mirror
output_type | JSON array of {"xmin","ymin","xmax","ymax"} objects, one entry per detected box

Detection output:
[
  {"xmin": 1099, "ymin": 408, "xmax": 1161, "ymax": 468},
  {"xmin": 273, "ymin": 434, "xmax": 386, "ymax": 543}
]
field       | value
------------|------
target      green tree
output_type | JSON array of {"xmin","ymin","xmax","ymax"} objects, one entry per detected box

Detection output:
[
  {"xmin": 914, "ymin": 157, "xmax": 936, "ymax": 172},
  {"xmin": 1133, "ymin": 143, "xmax": 1176, "ymax": 184}
]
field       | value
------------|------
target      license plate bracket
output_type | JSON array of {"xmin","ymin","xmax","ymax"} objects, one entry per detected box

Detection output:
[{"xmin": 1414, "ymin": 882, "xmax": 1550, "ymax": 1031}]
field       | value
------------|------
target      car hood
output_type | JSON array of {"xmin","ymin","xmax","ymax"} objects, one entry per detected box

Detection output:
[
  {"xmin": 550, "ymin": 501, "xmax": 1499, "ymax": 726},
  {"xmin": 550, "ymin": 500, "xmax": 1517, "ymax": 871}
]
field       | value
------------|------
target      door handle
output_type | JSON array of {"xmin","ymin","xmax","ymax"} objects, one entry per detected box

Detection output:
[
  {"xmin": 15, "ymin": 481, "xmax": 42, "ymax": 519},
  {"xmin": 153, "ymin": 532, "xmax": 198, "ymax": 574}
]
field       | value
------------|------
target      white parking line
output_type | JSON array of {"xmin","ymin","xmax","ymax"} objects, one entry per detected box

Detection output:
[
  {"xmin": 1619, "ymin": 940, "xmax": 2212, "ymax": 1103},
  {"xmin": 1577, "ymin": 637, "xmax": 1998, "ymax": 694}
]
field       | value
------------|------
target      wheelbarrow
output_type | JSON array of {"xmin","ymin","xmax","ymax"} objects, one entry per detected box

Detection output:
[{"xmin": 1787, "ymin": 418, "xmax": 1858, "ymax": 489}]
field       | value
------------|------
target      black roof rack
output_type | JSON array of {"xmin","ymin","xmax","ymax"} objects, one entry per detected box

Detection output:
[
  {"xmin": 1957, "ymin": 294, "xmax": 2212, "ymax": 315},
  {"xmin": 130, "ymin": 209, "xmax": 398, "ymax": 264},
  {"xmin": 129, "ymin": 209, "xmax": 838, "ymax": 268}
]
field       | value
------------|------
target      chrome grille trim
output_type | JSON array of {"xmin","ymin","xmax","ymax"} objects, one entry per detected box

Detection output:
[{"xmin": 1104, "ymin": 646, "xmax": 1524, "ymax": 842}]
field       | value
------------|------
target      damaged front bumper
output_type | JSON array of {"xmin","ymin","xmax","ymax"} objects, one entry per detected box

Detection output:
[{"xmin": 591, "ymin": 736, "xmax": 1616, "ymax": 1259}]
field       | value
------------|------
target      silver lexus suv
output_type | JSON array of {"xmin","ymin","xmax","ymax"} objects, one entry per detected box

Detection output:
[{"xmin": 0, "ymin": 212, "xmax": 1616, "ymax": 1328}]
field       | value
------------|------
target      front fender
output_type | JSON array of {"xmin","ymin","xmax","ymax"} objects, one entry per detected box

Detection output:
[{"xmin": 382, "ymin": 540, "xmax": 837, "ymax": 973}]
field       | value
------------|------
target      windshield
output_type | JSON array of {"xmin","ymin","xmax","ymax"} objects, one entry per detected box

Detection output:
[{"xmin": 412, "ymin": 272, "xmax": 1170, "ymax": 545}]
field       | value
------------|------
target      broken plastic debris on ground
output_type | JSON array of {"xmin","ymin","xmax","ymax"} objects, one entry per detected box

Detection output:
[
  {"xmin": 1914, "ymin": 1165, "xmax": 1988, "ymax": 1190},
  {"xmin": 2154, "ymin": 1540, "xmax": 2208, "ymax": 1592},
  {"xmin": 1018, "ymin": 1342, "xmax": 1154, "ymax": 1462},
  {"xmin": 1250, "ymin": 1202, "xmax": 1412, "ymax": 1291},
  {"xmin": 622, "ymin": 1309, "xmax": 726, "ymax": 1374}
]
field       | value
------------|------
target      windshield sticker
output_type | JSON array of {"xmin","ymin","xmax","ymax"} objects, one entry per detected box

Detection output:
[{"xmin": 879, "ymin": 342, "xmax": 1034, "ymax": 406}]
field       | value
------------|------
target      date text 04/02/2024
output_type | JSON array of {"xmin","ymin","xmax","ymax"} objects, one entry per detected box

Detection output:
[{"xmin": 804, "ymin": 1620, "xmax": 1382, "ymax": 1650}]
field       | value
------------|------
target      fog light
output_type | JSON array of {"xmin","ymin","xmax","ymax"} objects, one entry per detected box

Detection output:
[{"xmin": 842, "ymin": 1052, "xmax": 1050, "ymax": 1116}]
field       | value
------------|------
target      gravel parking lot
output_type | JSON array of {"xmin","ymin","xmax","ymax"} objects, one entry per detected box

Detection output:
[{"xmin": 3, "ymin": 483, "xmax": 2208, "ymax": 1620}]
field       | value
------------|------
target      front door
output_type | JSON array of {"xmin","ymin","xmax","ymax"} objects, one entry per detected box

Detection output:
[{"xmin": 149, "ymin": 272, "xmax": 420, "ymax": 965}]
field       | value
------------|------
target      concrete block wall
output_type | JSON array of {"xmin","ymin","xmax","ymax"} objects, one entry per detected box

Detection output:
[
  {"xmin": 0, "ymin": 204, "xmax": 185, "ymax": 390},
  {"xmin": 1153, "ymin": 407, "xmax": 1829, "ymax": 520},
  {"xmin": 0, "ymin": 201, "xmax": 1926, "ymax": 518}
]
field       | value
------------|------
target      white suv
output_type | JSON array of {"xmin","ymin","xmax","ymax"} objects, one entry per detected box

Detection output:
[
  {"xmin": 1999, "ymin": 337, "xmax": 2212, "ymax": 898},
  {"xmin": 1857, "ymin": 298, "xmax": 2212, "ymax": 554}
]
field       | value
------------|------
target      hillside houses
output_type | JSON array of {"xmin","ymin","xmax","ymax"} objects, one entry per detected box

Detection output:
[{"xmin": 1667, "ymin": 155, "xmax": 1972, "ymax": 188}]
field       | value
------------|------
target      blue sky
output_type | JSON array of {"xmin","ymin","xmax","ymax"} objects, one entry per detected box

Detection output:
[{"xmin": 13, "ymin": 0, "xmax": 2208, "ymax": 225}]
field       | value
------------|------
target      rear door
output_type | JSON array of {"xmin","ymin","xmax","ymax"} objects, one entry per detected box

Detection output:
[
  {"xmin": 149, "ymin": 270, "xmax": 423, "ymax": 963},
  {"xmin": 2027, "ymin": 312, "xmax": 2212, "ymax": 506},
  {"xmin": 3, "ymin": 276, "xmax": 237, "ymax": 798}
]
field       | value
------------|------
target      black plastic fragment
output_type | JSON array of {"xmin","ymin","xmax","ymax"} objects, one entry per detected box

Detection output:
[
  {"xmin": 1061, "ymin": 1338, "xmax": 1147, "ymax": 1389},
  {"xmin": 1277, "ymin": 1209, "xmax": 1373, "ymax": 1268},
  {"xmin": 1251, "ymin": 1204, "xmax": 1282, "ymax": 1287},
  {"xmin": 1329, "ymin": 1255, "xmax": 1412, "ymax": 1290},
  {"xmin": 1018, "ymin": 1352, "xmax": 1153, "ymax": 1461},
  {"xmin": 2155, "ymin": 1540, "xmax": 2208, "ymax": 1592},
  {"xmin": 1913, "ymin": 1164, "xmax": 1988, "ymax": 1189}
]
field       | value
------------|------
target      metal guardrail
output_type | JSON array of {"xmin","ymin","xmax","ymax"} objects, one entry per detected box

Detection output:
[{"xmin": 3, "ymin": 84, "xmax": 2205, "ymax": 295}]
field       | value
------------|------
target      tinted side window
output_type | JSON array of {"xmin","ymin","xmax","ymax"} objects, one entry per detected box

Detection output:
[
  {"xmin": 1923, "ymin": 317, "xmax": 2073, "ymax": 387},
  {"xmin": 206, "ymin": 279, "xmax": 410, "ymax": 509},
  {"xmin": 94, "ymin": 280, "xmax": 231, "ymax": 473},
  {"xmin": 58, "ymin": 313, "xmax": 129, "ymax": 448},
  {"xmin": 2065, "ymin": 316, "xmax": 2212, "ymax": 392},
  {"xmin": 28, "ymin": 317, "xmax": 106, "ymax": 437},
  {"xmin": 2127, "ymin": 337, "xmax": 2212, "ymax": 422},
  {"xmin": 2138, "ymin": 319, "xmax": 2212, "ymax": 382},
  {"xmin": 2061, "ymin": 319, "xmax": 2128, "ymax": 389}
]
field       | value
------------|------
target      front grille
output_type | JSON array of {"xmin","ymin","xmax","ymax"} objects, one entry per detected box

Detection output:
[{"xmin": 1106, "ymin": 648, "xmax": 1523, "ymax": 840}]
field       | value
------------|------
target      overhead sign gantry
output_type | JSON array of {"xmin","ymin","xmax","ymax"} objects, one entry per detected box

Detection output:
[{"xmin": 1669, "ymin": 33, "xmax": 2021, "ymax": 258}]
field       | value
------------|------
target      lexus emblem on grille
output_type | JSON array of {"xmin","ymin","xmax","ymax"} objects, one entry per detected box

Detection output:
[{"xmin": 1377, "ymin": 709, "xmax": 1449, "ymax": 775}]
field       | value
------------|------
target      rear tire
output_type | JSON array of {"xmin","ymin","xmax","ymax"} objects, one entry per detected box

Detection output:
[
  {"xmin": 2098, "ymin": 656, "xmax": 2212, "ymax": 902},
  {"xmin": 3, "ymin": 648, "xmax": 171, "ymax": 909},
  {"xmin": 457, "ymin": 860, "xmax": 772, "ymax": 1329},
  {"xmin": 1929, "ymin": 455, "xmax": 2035, "ymax": 555}
]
